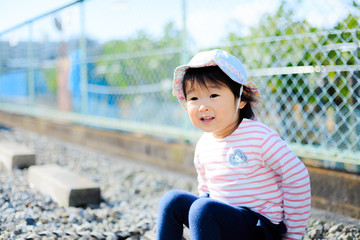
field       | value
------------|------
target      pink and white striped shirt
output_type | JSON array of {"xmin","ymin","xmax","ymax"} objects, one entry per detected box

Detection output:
[{"xmin": 194, "ymin": 119, "xmax": 311, "ymax": 240}]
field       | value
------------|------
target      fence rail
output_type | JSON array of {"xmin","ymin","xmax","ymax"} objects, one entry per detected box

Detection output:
[{"xmin": 0, "ymin": 0, "xmax": 359, "ymax": 173}]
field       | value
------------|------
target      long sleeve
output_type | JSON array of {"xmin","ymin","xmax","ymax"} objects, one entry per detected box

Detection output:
[
  {"xmin": 194, "ymin": 143, "xmax": 209, "ymax": 196},
  {"xmin": 261, "ymin": 132, "xmax": 311, "ymax": 240}
]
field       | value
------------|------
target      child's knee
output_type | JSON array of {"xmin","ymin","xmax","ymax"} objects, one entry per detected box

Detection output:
[
  {"xmin": 159, "ymin": 190, "xmax": 189, "ymax": 210},
  {"xmin": 188, "ymin": 198, "xmax": 216, "ymax": 220}
]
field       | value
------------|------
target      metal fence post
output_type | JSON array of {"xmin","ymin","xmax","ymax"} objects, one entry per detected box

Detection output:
[
  {"xmin": 80, "ymin": 0, "xmax": 88, "ymax": 114},
  {"xmin": 28, "ymin": 21, "xmax": 35, "ymax": 105}
]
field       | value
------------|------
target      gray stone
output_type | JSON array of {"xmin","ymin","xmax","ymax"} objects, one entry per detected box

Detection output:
[
  {"xmin": 0, "ymin": 142, "xmax": 35, "ymax": 171},
  {"xmin": 308, "ymin": 228, "xmax": 322, "ymax": 239},
  {"xmin": 28, "ymin": 164, "xmax": 101, "ymax": 207}
]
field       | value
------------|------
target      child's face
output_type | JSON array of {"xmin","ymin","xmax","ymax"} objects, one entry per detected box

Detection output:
[{"xmin": 185, "ymin": 81, "xmax": 245, "ymax": 139}]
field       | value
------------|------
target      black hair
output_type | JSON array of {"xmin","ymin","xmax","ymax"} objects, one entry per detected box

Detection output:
[{"xmin": 182, "ymin": 66, "xmax": 256, "ymax": 125}]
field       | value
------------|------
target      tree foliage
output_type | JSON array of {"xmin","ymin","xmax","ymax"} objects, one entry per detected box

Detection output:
[
  {"xmin": 225, "ymin": 0, "xmax": 359, "ymax": 106},
  {"xmin": 96, "ymin": 22, "xmax": 181, "ymax": 87}
]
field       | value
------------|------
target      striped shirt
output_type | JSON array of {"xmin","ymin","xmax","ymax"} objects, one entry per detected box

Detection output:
[{"xmin": 194, "ymin": 119, "xmax": 311, "ymax": 240}]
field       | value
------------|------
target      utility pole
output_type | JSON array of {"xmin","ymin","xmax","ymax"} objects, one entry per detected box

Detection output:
[
  {"xmin": 80, "ymin": 0, "xmax": 88, "ymax": 114},
  {"xmin": 181, "ymin": 0, "xmax": 188, "ymax": 65}
]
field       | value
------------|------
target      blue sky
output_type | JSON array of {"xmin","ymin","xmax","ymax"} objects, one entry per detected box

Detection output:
[
  {"xmin": 0, "ymin": 0, "xmax": 355, "ymax": 49},
  {"xmin": 0, "ymin": 0, "xmax": 74, "ymax": 30}
]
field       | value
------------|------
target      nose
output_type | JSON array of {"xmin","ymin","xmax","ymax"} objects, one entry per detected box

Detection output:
[{"xmin": 199, "ymin": 103, "xmax": 209, "ymax": 112}]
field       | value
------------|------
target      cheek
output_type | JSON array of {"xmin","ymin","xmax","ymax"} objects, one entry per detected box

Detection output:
[
  {"xmin": 186, "ymin": 105, "xmax": 198, "ymax": 120},
  {"xmin": 218, "ymin": 103, "xmax": 236, "ymax": 117},
  {"xmin": 187, "ymin": 107, "xmax": 197, "ymax": 117}
]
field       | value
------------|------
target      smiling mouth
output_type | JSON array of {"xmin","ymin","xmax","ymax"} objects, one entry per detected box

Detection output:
[{"xmin": 200, "ymin": 116, "xmax": 214, "ymax": 122}]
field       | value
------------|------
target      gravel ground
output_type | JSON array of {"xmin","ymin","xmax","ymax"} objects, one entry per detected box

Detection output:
[{"xmin": 0, "ymin": 126, "xmax": 359, "ymax": 240}]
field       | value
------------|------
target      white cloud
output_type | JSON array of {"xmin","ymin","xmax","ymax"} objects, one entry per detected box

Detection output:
[
  {"xmin": 232, "ymin": 0, "xmax": 279, "ymax": 28},
  {"xmin": 186, "ymin": 0, "xmax": 280, "ymax": 49},
  {"xmin": 293, "ymin": 0, "xmax": 350, "ymax": 27}
]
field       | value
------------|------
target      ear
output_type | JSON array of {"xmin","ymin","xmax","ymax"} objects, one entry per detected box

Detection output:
[{"xmin": 239, "ymin": 101, "xmax": 247, "ymax": 110}]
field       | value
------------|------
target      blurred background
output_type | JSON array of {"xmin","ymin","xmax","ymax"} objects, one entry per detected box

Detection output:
[{"xmin": 0, "ymin": 0, "xmax": 359, "ymax": 172}]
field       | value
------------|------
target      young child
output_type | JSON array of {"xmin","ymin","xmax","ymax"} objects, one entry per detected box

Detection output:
[{"xmin": 156, "ymin": 49, "xmax": 311, "ymax": 240}]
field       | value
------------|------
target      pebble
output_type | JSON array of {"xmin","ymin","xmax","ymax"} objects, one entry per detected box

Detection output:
[{"xmin": 0, "ymin": 127, "xmax": 359, "ymax": 239}]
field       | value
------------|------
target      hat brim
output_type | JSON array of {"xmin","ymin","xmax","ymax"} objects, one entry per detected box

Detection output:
[{"xmin": 172, "ymin": 50, "xmax": 260, "ymax": 105}]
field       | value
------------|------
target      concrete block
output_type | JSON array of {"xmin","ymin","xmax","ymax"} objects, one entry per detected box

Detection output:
[
  {"xmin": 28, "ymin": 164, "xmax": 101, "ymax": 207},
  {"xmin": 0, "ymin": 142, "xmax": 36, "ymax": 171}
]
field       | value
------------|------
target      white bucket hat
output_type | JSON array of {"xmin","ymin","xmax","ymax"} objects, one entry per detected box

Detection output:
[{"xmin": 173, "ymin": 49, "xmax": 260, "ymax": 104}]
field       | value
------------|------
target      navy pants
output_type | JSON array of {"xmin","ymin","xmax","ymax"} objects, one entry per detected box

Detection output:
[{"xmin": 156, "ymin": 190, "xmax": 286, "ymax": 240}]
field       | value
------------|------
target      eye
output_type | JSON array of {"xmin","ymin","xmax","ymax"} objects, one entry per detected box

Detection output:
[
  {"xmin": 189, "ymin": 97, "xmax": 198, "ymax": 101},
  {"xmin": 210, "ymin": 94, "xmax": 219, "ymax": 98}
]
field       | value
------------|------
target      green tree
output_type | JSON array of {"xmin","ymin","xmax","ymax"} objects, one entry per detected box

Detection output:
[
  {"xmin": 96, "ymin": 21, "xmax": 181, "ymax": 88},
  {"xmin": 323, "ymin": 13, "xmax": 360, "ymax": 106},
  {"xmin": 225, "ymin": 1, "xmax": 316, "ymax": 103},
  {"xmin": 225, "ymin": 0, "xmax": 359, "ymax": 106}
]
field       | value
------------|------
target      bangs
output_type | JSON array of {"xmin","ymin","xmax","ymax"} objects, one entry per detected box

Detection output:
[{"xmin": 182, "ymin": 66, "xmax": 231, "ymax": 99}]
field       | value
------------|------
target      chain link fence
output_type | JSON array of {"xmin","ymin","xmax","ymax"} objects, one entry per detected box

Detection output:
[{"xmin": 0, "ymin": 0, "xmax": 359, "ymax": 172}]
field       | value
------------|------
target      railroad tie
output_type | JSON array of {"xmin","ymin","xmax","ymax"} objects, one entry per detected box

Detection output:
[
  {"xmin": 28, "ymin": 164, "xmax": 101, "ymax": 207},
  {"xmin": 0, "ymin": 142, "xmax": 36, "ymax": 172}
]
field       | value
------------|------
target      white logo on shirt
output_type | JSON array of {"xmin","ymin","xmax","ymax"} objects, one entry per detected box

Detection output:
[{"xmin": 228, "ymin": 149, "xmax": 248, "ymax": 166}]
